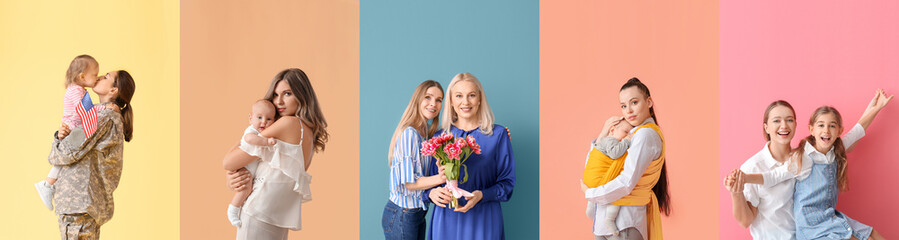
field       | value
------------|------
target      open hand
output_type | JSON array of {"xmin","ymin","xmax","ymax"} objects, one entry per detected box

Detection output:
[{"xmin": 868, "ymin": 89, "xmax": 894, "ymax": 112}]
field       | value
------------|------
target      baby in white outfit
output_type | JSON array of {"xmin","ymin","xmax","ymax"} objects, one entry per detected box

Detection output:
[{"xmin": 227, "ymin": 99, "xmax": 278, "ymax": 227}]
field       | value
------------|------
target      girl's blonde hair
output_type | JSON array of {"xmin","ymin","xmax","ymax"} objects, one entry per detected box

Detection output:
[
  {"xmin": 264, "ymin": 68, "xmax": 329, "ymax": 152},
  {"xmin": 388, "ymin": 80, "xmax": 444, "ymax": 165},
  {"xmin": 797, "ymin": 106, "xmax": 849, "ymax": 191},
  {"xmin": 441, "ymin": 73, "xmax": 495, "ymax": 135},
  {"xmin": 65, "ymin": 55, "xmax": 98, "ymax": 87}
]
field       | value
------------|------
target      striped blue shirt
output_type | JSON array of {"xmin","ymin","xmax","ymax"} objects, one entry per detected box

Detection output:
[{"xmin": 389, "ymin": 127, "xmax": 429, "ymax": 209}]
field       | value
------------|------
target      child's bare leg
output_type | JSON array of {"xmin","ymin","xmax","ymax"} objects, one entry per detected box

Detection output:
[
  {"xmin": 227, "ymin": 179, "xmax": 253, "ymax": 227},
  {"xmin": 849, "ymin": 229, "xmax": 884, "ymax": 240},
  {"xmin": 46, "ymin": 166, "xmax": 61, "ymax": 185},
  {"xmin": 230, "ymin": 185, "xmax": 253, "ymax": 207},
  {"xmin": 868, "ymin": 229, "xmax": 884, "ymax": 240},
  {"xmin": 605, "ymin": 205, "xmax": 620, "ymax": 236}
]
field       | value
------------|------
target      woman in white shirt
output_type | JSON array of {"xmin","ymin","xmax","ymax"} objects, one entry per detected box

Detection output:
[
  {"xmin": 581, "ymin": 78, "xmax": 671, "ymax": 240},
  {"xmin": 725, "ymin": 100, "xmax": 801, "ymax": 240}
]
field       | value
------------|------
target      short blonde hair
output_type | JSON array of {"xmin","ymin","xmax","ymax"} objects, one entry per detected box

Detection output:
[{"xmin": 441, "ymin": 73, "xmax": 495, "ymax": 135}]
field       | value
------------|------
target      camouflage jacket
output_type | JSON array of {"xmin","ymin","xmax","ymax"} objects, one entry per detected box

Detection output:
[{"xmin": 48, "ymin": 106, "xmax": 124, "ymax": 226}]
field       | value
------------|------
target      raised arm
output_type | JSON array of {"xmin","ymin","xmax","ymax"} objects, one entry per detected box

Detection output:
[{"xmin": 848, "ymin": 89, "xmax": 893, "ymax": 152}]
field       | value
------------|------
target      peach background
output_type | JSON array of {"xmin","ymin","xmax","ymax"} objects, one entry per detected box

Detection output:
[
  {"xmin": 540, "ymin": 1, "xmax": 719, "ymax": 239},
  {"xmin": 179, "ymin": 0, "xmax": 358, "ymax": 239},
  {"xmin": 719, "ymin": 1, "xmax": 899, "ymax": 239}
]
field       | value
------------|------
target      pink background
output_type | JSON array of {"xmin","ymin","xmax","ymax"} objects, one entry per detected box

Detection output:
[{"xmin": 719, "ymin": 1, "xmax": 899, "ymax": 239}]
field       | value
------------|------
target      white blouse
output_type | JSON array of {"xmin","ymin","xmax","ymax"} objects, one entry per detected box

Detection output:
[{"xmin": 239, "ymin": 126, "xmax": 312, "ymax": 230}]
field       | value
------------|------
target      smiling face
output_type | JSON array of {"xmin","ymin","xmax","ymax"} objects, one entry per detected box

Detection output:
[
  {"xmin": 619, "ymin": 86, "xmax": 653, "ymax": 126},
  {"xmin": 764, "ymin": 105, "xmax": 797, "ymax": 146},
  {"xmin": 271, "ymin": 80, "xmax": 299, "ymax": 117},
  {"xmin": 419, "ymin": 86, "xmax": 443, "ymax": 120},
  {"xmin": 451, "ymin": 81, "xmax": 480, "ymax": 121},
  {"xmin": 809, "ymin": 112, "xmax": 843, "ymax": 152},
  {"xmin": 249, "ymin": 101, "xmax": 277, "ymax": 131}
]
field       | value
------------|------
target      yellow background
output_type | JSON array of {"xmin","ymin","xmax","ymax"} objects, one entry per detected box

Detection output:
[{"xmin": 0, "ymin": 1, "xmax": 180, "ymax": 239}]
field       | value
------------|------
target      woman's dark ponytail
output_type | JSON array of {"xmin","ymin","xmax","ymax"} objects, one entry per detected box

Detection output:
[
  {"xmin": 115, "ymin": 70, "xmax": 135, "ymax": 142},
  {"xmin": 620, "ymin": 77, "xmax": 670, "ymax": 215}
]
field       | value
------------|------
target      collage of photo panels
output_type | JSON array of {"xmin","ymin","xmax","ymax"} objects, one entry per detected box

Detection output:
[{"xmin": 2, "ymin": 0, "xmax": 898, "ymax": 239}]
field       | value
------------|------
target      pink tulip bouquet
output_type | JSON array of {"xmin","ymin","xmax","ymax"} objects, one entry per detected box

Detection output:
[{"xmin": 421, "ymin": 132, "xmax": 482, "ymax": 208}]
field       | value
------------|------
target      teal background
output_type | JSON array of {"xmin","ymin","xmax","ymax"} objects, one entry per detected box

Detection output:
[{"xmin": 359, "ymin": 0, "xmax": 539, "ymax": 239}]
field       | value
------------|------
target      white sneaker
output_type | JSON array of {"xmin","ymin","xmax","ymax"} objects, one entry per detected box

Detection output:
[
  {"xmin": 227, "ymin": 204, "xmax": 242, "ymax": 227},
  {"xmin": 34, "ymin": 180, "xmax": 54, "ymax": 210}
]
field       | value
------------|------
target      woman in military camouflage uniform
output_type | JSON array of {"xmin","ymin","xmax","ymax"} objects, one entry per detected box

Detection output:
[{"xmin": 48, "ymin": 70, "xmax": 135, "ymax": 240}]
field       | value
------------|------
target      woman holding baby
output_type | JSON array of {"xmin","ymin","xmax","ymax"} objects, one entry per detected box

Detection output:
[
  {"xmin": 580, "ymin": 77, "xmax": 671, "ymax": 240},
  {"xmin": 223, "ymin": 68, "xmax": 329, "ymax": 240}
]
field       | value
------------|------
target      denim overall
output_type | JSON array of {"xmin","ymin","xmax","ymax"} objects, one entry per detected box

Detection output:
[{"xmin": 793, "ymin": 159, "xmax": 872, "ymax": 240}]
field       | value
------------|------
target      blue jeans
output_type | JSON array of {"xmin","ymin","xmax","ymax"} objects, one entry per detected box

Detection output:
[{"xmin": 382, "ymin": 201, "xmax": 427, "ymax": 240}]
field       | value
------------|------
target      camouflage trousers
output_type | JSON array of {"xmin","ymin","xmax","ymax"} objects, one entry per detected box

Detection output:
[{"xmin": 58, "ymin": 213, "xmax": 99, "ymax": 240}]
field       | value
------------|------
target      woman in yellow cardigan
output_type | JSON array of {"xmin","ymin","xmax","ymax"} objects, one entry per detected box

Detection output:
[{"xmin": 581, "ymin": 78, "xmax": 671, "ymax": 240}]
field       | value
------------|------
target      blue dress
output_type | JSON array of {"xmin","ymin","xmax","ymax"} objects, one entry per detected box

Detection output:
[
  {"xmin": 423, "ymin": 124, "xmax": 516, "ymax": 240},
  {"xmin": 794, "ymin": 160, "xmax": 872, "ymax": 240}
]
